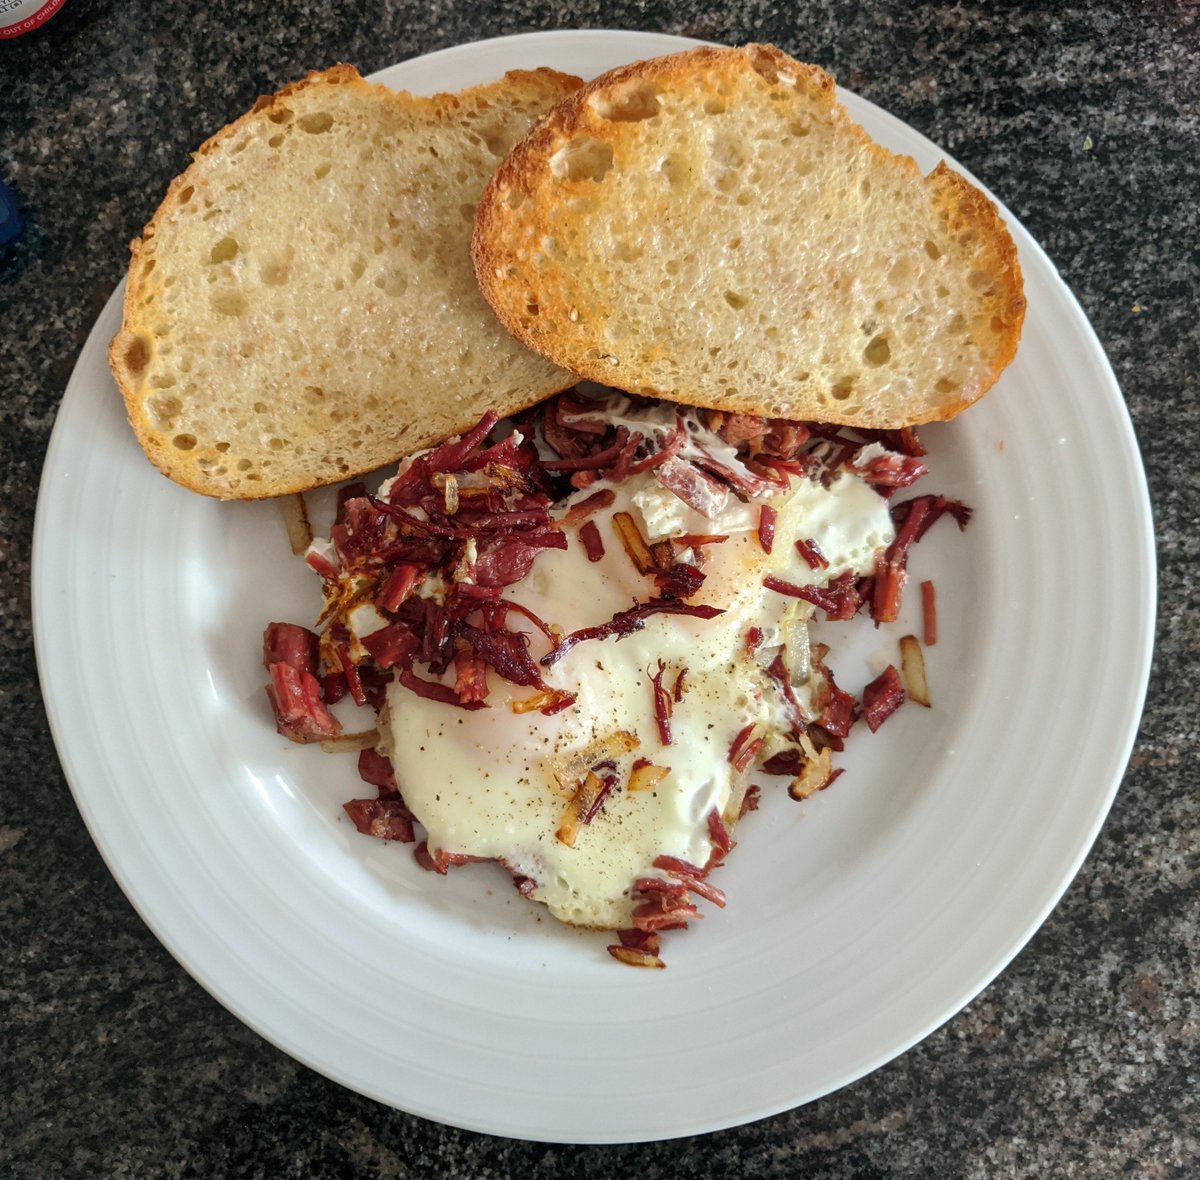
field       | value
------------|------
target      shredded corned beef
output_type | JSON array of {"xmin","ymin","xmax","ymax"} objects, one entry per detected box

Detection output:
[
  {"xmin": 343, "ymin": 797, "xmax": 415, "ymax": 843},
  {"xmin": 655, "ymin": 454, "xmax": 730, "ymax": 518},
  {"xmin": 539, "ymin": 597, "xmax": 723, "ymax": 669},
  {"xmin": 649, "ymin": 660, "xmax": 673, "ymax": 746},
  {"xmin": 921, "ymin": 579, "xmax": 938, "ymax": 646},
  {"xmin": 795, "ymin": 537, "xmax": 829, "ymax": 570},
  {"xmin": 579, "ymin": 519, "xmax": 605, "ymax": 562},
  {"xmin": 262, "ymin": 623, "xmax": 341, "ymax": 743},
  {"xmin": 872, "ymin": 495, "xmax": 970, "ymax": 624},
  {"xmin": 764, "ymin": 570, "xmax": 864, "ymax": 620},
  {"xmin": 263, "ymin": 386, "xmax": 970, "ymax": 968},
  {"xmin": 728, "ymin": 723, "xmax": 763, "ymax": 774},
  {"xmin": 862, "ymin": 664, "xmax": 906, "ymax": 732},
  {"xmin": 757, "ymin": 504, "xmax": 777, "ymax": 554},
  {"xmin": 850, "ymin": 444, "xmax": 929, "ymax": 490}
]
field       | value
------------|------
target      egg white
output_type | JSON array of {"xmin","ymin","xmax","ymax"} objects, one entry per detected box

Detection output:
[{"xmin": 378, "ymin": 469, "xmax": 892, "ymax": 928}]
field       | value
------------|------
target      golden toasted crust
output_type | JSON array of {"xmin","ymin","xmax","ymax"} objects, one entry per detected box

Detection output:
[
  {"xmin": 110, "ymin": 64, "xmax": 581, "ymax": 499},
  {"xmin": 473, "ymin": 44, "xmax": 1025, "ymax": 428}
]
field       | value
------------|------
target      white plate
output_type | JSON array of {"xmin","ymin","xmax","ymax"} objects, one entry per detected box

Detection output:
[{"xmin": 33, "ymin": 31, "xmax": 1154, "ymax": 1142}]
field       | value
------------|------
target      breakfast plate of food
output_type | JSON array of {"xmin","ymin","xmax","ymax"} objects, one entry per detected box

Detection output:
[{"xmin": 33, "ymin": 30, "xmax": 1153, "ymax": 1142}]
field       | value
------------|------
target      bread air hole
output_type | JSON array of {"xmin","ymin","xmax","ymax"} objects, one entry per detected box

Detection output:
[
  {"xmin": 374, "ymin": 273, "xmax": 408, "ymax": 298},
  {"xmin": 864, "ymin": 335, "xmax": 891, "ymax": 366},
  {"xmin": 147, "ymin": 395, "xmax": 180, "ymax": 427},
  {"xmin": 211, "ymin": 291, "xmax": 248, "ymax": 317},
  {"xmin": 172, "ymin": 433, "xmax": 197, "ymax": 451},
  {"xmin": 550, "ymin": 138, "xmax": 613, "ymax": 183},
  {"xmin": 659, "ymin": 153, "xmax": 688, "ymax": 189},
  {"xmin": 260, "ymin": 255, "xmax": 290, "ymax": 285},
  {"xmin": 120, "ymin": 334, "xmax": 150, "ymax": 378},
  {"xmin": 590, "ymin": 81, "xmax": 660, "ymax": 122},
  {"xmin": 209, "ymin": 236, "xmax": 239, "ymax": 264},
  {"xmin": 709, "ymin": 132, "xmax": 747, "ymax": 170},
  {"xmin": 299, "ymin": 112, "xmax": 334, "ymax": 134},
  {"xmin": 935, "ymin": 377, "xmax": 960, "ymax": 395},
  {"xmin": 314, "ymin": 161, "xmax": 332, "ymax": 180},
  {"xmin": 724, "ymin": 290, "xmax": 748, "ymax": 310},
  {"xmin": 889, "ymin": 257, "xmax": 915, "ymax": 288},
  {"xmin": 482, "ymin": 129, "xmax": 509, "ymax": 157},
  {"xmin": 747, "ymin": 46, "xmax": 781, "ymax": 83},
  {"xmin": 704, "ymin": 98, "xmax": 727, "ymax": 116},
  {"xmin": 831, "ymin": 377, "xmax": 855, "ymax": 401}
]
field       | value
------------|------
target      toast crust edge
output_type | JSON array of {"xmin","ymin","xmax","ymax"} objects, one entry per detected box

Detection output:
[
  {"xmin": 109, "ymin": 64, "xmax": 583, "ymax": 499},
  {"xmin": 473, "ymin": 44, "xmax": 1026, "ymax": 428}
]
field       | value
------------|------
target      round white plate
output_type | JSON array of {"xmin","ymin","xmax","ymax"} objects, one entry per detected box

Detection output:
[{"xmin": 33, "ymin": 31, "xmax": 1154, "ymax": 1143}]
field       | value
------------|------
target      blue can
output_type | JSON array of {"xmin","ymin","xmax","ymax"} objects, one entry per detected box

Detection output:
[{"xmin": 0, "ymin": 179, "xmax": 22, "ymax": 247}]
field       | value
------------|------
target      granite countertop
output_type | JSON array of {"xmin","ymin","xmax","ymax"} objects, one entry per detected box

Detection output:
[{"xmin": 2, "ymin": 1, "xmax": 1196, "ymax": 1175}]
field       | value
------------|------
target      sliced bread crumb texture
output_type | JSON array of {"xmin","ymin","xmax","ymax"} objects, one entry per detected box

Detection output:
[
  {"xmin": 473, "ymin": 44, "xmax": 1025, "ymax": 428},
  {"xmin": 110, "ymin": 64, "xmax": 581, "ymax": 499}
]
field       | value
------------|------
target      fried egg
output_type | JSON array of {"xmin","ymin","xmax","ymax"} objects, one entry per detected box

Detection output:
[{"xmin": 377, "ymin": 467, "xmax": 892, "ymax": 928}]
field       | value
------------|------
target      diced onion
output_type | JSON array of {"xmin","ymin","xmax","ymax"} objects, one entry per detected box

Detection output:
[
  {"xmin": 556, "ymin": 771, "xmax": 605, "ymax": 847},
  {"xmin": 787, "ymin": 734, "xmax": 835, "ymax": 801},
  {"xmin": 607, "ymin": 945, "xmax": 666, "ymax": 968},
  {"xmin": 899, "ymin": 634, "xmax": 931, "ymax": 707},
  {"xmin": 611, "ymin": 511, "xmax": 655, "ymax": 575},
  {"xmin": 318, "ymin": 729, "xmax": 379, "ymax": 753},
  {"xmin": 628, "ymin": 761, "xmax": 671, "ymax": 792},
  {"xmin": 549, "ymin": 730, "xmax": 638, "ymax": 794},
  {"xmin": 280, "ymin": 493, "xmax": 313, "ymax": 555}
]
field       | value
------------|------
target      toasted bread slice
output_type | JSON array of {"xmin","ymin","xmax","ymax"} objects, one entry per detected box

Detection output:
[
  {"xmin": 110, "ymin": 64, "xmax": 581, "ymax": 499},
  {"xmin": 473, "ymin": 44, "xmax": 1025, "ymax": 428}
]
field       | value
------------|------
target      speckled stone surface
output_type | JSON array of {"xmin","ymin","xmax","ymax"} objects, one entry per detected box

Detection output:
[{"xmin": 1, "ymin": 1, "xmax": 1197, "ymax": 1175}]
